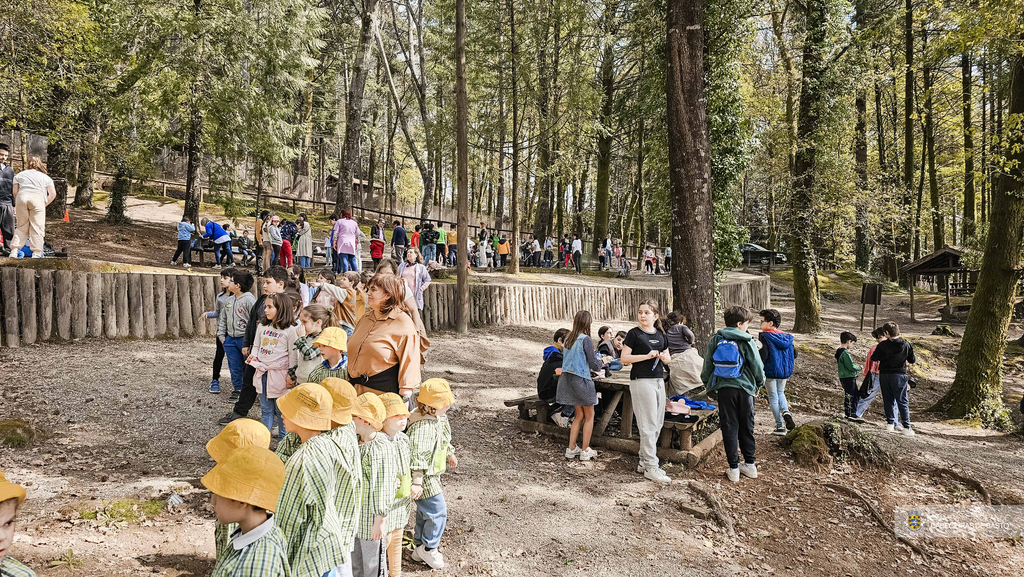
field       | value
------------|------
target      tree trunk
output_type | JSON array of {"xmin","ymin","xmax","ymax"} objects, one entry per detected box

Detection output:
[
  {"xmin": 936, "ymin": 52, "xmax": 1023, "ymax": 426},
  {"xmin": 854, "ymin": 53, "xmax": 869, "ymax": 271},
  {"xmin": 44, "ymin": 133, "xmax": 70, "ymax": 220},
  {"xmin": 574, "ymin": 153, "xmax": 589, "ymax": 238},
  {"xmin": 666, "ymin": 0, "xmax": 715, "ymax": 347},
  {"xmin": 334, "ymin": 0, "xmax": 380, "ymax": 217},
  {"xmin": 455, "ymin": 0, "xmax": 469, "ymax": 333},
  {"xmin": 788, "ymin": 0, "xmax": 828, "ymax": 333},
  {"xmin": 106, "ymin": 161, "xmax": 132, "ymax": 225},
  {"xmin": 962, "ymin": 51, "xmax": 976, "ymax": 239},
  {"xmin": 769, "ymin": 0, "xmax": 798, "ymax": 176},
  {"xmin": 507, "ymin": 0, "xmax": 521, "ymax": 274},
  {"xmin": 182, "ymin": 106, "xmax": 202, "ymax": 224},
  {"xmin": 901, "ymin": 0, "xmax": 914, "ymax": 265},
  {"xmin": 531, "ymin": 13, "xmax": 552, "ymax": 239},
  {"xmin": 593, "ymin": 39, "xmax": 615, "ymax": 259},
  {"xmin": 73, "ymin": 109, "xmax": 98, "ymax": 208},
  {"xmin": 981, "ymin": 56, "xmax": 988, "ymax": 224},
  {"xmin": 496, "ymin": 87, "xmax": 506, "ymax": 228},
  {"xmin": 923, "ymin": 30, "xmax": 943, "ymax": 251}
]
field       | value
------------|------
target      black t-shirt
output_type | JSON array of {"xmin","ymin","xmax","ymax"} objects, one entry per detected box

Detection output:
[{"xmin": 623, "ymin": 326, "xmax": 667, "ymax": 380}]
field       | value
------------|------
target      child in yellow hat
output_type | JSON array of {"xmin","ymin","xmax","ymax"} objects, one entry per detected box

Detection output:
[
  {"xmin": 351, "ymin": 393, "xmax": 398, "ymax": 577},
  {"xmin": 206, "ymin": 419, "xmax": 272, "ymax": 561},
  {"xmin": 202, "ymin": 446, "xmax": 289, "ymax": 576},
  {"xmin": 307, "ymin": 326, "xmax": 349, "ymax": 383},
  {"xmin": 407, "ymin": 378, "xmax": 456, "ymax": 570},
  {"xmin": 319, "ymin": 377, "xmax": 363, "ymax": 571},
  {"xmin": 274, "ymin": 383, "xmax": 352, "ymax": 577},
  {"xmin": 0, "ymin": 471, "xmax": 35, "ymax": 577},
  {"xmin": 380, "ymin": 393, "xmax": 412, "ymax": 577}
]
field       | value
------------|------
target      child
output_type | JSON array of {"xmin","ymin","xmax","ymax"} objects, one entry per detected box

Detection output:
[
  {"xmin": 268, "ymin": 215, "xmax": 283, "ymax": 265},
  {"xmin": 0, "ymin": 471, "xmax": 36, "ymax": 577},
  {"xmin": 620, "ymin": 300, "xmax": 672, "ymax": 483},
  {"xmin": 218, "ymin": 270, "xmax": 256, "ymax": 401},
  {"xmin": 597, "ymin": 326, "xmax": 617, "ymax": 359},
  {"xmin": 700, "ymin": 306, "xmax": 765, "ymax": 483},
  {"xmin": 204, "ymin": 419, "xmax": 272, "ymax": 561},
  {"xmin": 352, "ymin": 393, "xmax": 398, "ymax": 577},
  {"xmin": 308, "ymin": 326, "xmax": 349, "ymax": 382},
  {"xmin": 613, "ymin": 331, "xmax": 627, "ymax": 358},
  {"xmin": 203, "ymin": 268, "xmax": 236, "ymax": 394},
  {"xmin": 380, "ymin": 393, "xmax": 412, "ymax": 577},
  {"xmin": 325, "ymin": 222, "xmax": 335, "ymax": 270},
  {"xmin": 851, "ymin": 327, "xmax": 885, "ymax": 423},
  {"xmin": 559, "ymin": 310, "xmax": 607, "ymax": 461},
  {"xmin": 666, "ymin": 312, "xmax": 704, "ymax": 398},
  {"xmin": 172, "ymin": 216, "xmax": 195, "ymax": 268},
  {"xmin": 871, "ymin": 322, "xmax": 916, "ymax": 435},
  {"xmin": 322, "ymin": 377, "xmax": 364, "ymax": 574},
  {"xmin": 408, "ymin": 378, "xmax": 456, "ymax": 570},
  {"xmin": 246, "ymin": 292, "xmax": 299, "ymax": 438},
  {"xmin": 836, "ymin": 331, "xmax": 862, "ymax": 419},
  {"xmin": 203, "ymin": 445, "xmax": 289, "ymax": 576},
  {"xmin": 275, "ymin": 383, "xmax": 352, "ymax": 577},
  {"xmin": 537, "ymin": 328, "xmax": 573, "ymax": 427},
  {"xmin": 291, "ymin": 305, "xmax": 332, "ymax": 385},
  {"xmin": 758, "ymin": 308, "xmax": 797, "ymax": 435}
]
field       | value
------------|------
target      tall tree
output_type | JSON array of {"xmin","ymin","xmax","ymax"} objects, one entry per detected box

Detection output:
[
  {"xmin": 901, "ymin": 0, "xmax": 914, "ymax": 265},
  {"xmin": 592, "ymin": 4, "xmax": 617, "ymax": 260},
  {"xmin": 962, "ymin": 50, "xmax": 976, "ymax": 239},
  {"xmin": 455, "ymin": 0, "xmax": 469, "ymax": 333},
  {"xmin": 923, "ymin": 28, "xmax": 943, "ymax": 251},
  {"xmin": 507, "ymin": 0, "xmax": 521, "ymax": 273},
  {"xmin": 666, "ymin": 0, "xmax": 715, "ymax": 345}
]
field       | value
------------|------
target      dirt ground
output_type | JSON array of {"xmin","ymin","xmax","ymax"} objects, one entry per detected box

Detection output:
[{"xmin": 3, "ymin": 272, "xmax": 1024, "ymax": 576}]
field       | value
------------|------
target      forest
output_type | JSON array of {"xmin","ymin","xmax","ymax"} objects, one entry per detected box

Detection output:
[{"xmin": 2, "ymin": 0, "xmax": 1023, "ymax": 426}]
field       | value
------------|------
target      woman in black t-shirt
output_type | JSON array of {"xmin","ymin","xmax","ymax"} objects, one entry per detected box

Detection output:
[{"xmin": 620, "ymin": 299, "xmax": 673, "ymax": 484}]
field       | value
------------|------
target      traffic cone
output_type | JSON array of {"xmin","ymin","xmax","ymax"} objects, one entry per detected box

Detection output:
[{"xmin": 63, "ymin": 208, "xmax": 69, "ymax": 223}]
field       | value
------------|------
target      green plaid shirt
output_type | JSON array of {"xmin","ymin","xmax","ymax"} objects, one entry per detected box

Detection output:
[
  {"xmin": 326, "ymin": 423, "xmax": 363, "ymax": 552},
  {"xmin": 0, "ymin": 558, "xmax": 37, "ymax": 577},
  {"xmin": 275, "ymin": 432, "xmax": 302, "ymax": 464},
  {"xmin": 212, "ymin": 518, "xmax": 290, "ymax": 577},
  {"xmin": 307, "ymin": 361, "xmax": 348, "ymax": 383},
  {"xmin": 358, "ymin": 432, "xmax": 399, "ymax": 540},
  {"xmin": 407, "ymin": 414, "xmax": 452, "ymax": 500},
  {"xmin": 275, "ymin": 434, "xmax": 352, "ymax": 577},
  {"xmin": 214, "ymin": 522, "xmax": 238, "ymax": 561},
  {"xmin": 385, "ymin": 431, "xmax": 412, "ymax": 534}
]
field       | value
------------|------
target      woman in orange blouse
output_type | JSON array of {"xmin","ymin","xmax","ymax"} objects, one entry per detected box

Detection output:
[{"xmin": 347, "ymin": 273, "xmax": 421, "ymax": 396}]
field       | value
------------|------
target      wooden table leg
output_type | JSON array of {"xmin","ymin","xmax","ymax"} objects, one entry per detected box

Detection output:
[
  {"xmin": 680, "ymin": 428, "xmax": 693, "ymax": 451},
  {"xmin": 621, "ymin": 391, "xmax": 634, "ymax": 439},
  {"xmin": 594, "ymin": 389, "xmax": 623, "ymax": 437}
]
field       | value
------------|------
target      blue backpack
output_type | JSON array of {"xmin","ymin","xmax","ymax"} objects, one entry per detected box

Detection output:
[{"xmin": 712, "ymin": 339, "xmax": 744, "ymax": 379}]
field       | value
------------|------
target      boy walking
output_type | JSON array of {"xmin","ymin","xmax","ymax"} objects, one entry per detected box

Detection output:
[
  {"xmin": 758, "ymin": 309, "xmax": 797, "ymax": 435},
  {"xmin": 701, "ymin": 306, "xmax": 765, "ymax": 483},
  {"xmin": 871, "ymin": 323, "xmax": 916, "ymax": 435},
  {"xmin": 836, "ymin": 332, "xmax": 862, "ymax": 419},
  {"xmin": 850, "ymin": 328, "xmax": 885, "ymax": 423}
]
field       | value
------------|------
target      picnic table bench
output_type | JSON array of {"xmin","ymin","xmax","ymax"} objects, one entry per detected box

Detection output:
[{"xmin": 505, "ymin": 370, "xmax": 723, "ymax": 467}]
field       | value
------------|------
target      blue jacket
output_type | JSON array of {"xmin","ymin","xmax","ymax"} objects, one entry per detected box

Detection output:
[
  {"xmin": 204, "ymin": 221, "xmax": 228, "ymax": 241},
  {"xmin": 758, "ymin": 330, "xmax": 796, "ymax": 379},
  {"xmin": 177, "ymin": 221, "xmax": 195, "ymax": 241}
]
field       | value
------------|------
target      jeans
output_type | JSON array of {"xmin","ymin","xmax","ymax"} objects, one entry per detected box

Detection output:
[
  {"xmin": 879, "ymin": 373, "xmax": 911, "ymax": 427},
  {"xmin": 717, "ymin": 386, "xmax": 756, "ymax": 469},
  {"xmin": 764, "ymin": 378, "xmax": 789, "ymax": 428},
  {"xmin": 338, "ymin": 252, "xmax": 358, "ymax": 272},
  {"xmin": 0, "ymin": 202, "xmax": 13, "ymax": 250},
  {"xmin": 212, "ymin": 337, "xmax": 225, "ymax": 381},
  {"xmin": 259, "ymin": 373, "xmax": 285, "ymax": 436},
  {"xmin": 840, "ymin": 377, "xmax": 859, "ymax": 417},
  {"xmin": 855, "ymin": 373, "xmax": 880, "ymax": 418},
  {"xmin": 533, "ymin": 251, "xmax": 541, "ymax": 267},
  {"xmin": 629, "ymin": 377, "xmax": 666, "ymax": 471},
  {"xmin": 223, "ymin": 335, "xmax": 246, "ymax": 392},
  {"xmin": 421, "ymin": 243, "xmax": 436, "ymax": 263},
  {"xmin": 448, "ymin": 244, "xmax": 458, "ymax": 266},
  {"xmin": 325, "ymin": 247, "xmax": 334, "ymax": 268},
  {"xmin": 214, "ymin": 241, "xmax": 234, "ymax": 265},
  {"xmin": 298, "ymin": 255, "xmax": 311, "ymax": 268},
  {"xmin": 414, "ymin": 493, "xmax": 447, "ymax": 549},
  {"xmin": 393, "ymin": 246, "xmax": 407, "ymax": 263},
  {"xmin": 572, "ymin": 251, "xmax": 582, "ymax": 273}
]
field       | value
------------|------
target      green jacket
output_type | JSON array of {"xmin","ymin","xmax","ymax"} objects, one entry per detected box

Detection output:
[
  {"xmin": 701, "ymin": 327, "xmax": 765, "ymax": 398},
  {"xmin": 836, "ymin": 347, "xmax": 862, "ymax": 379}
]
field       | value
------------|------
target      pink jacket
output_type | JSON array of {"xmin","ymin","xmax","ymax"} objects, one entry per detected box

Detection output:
[
  {"xmin": 863, "ymin": 344, "xmax": 880, "ymax": 376},
  {"xmin": 249, "ymin": 323, "xmax": 298, "ymax": 398},
  {"xmin": 333, "ymin": 218, "xmax": 360, "ymax": 255}
]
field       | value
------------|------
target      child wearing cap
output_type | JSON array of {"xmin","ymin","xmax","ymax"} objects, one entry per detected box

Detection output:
[
  {"xmin": 246, "ymin": 292, "xmax": 300, "ymax": 438},
  {"xmin": 407, "ymin": 378, "xmax": 456, "ymax": 570},
  {"xmin": 202, "ymin": 446, "xmax": 289, "ymax": 576},
  {"xmin": 380, "ymin": 393, "xmax": 412, "ymax": 577},
  {"xmin": 206, "ymin": 419, "xmax": 273, "ymax": 560},
  {"xmin": 0, "ymin": 471, "xmax": 36, "ymax": 577},
  {"xmin": 274, "ymin": 383, "xmax": 353, "ymax": 577},
  {"xmin": 319, "ymin": 377, "xmax": 364, "ymax": 569},
  {"xmin": 307, "ymin": 327, "xmax": 349, "ymax": 383},
  {"xmin": 351, "ymin": 393, "xmax": 399, "ymax": 577}
]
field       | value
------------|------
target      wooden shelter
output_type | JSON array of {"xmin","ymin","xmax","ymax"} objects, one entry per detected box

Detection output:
[{"xmin": 899, "ymin": 245, "xmax": 974, "ymax": 321}]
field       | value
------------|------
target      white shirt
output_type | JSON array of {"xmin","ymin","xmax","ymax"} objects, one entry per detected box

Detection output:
[
  {"xmin": 572, "ymin": 239, "xmax": 582, "ymax": 253},
  {"xmin": 532, "ymin": 240, "xmax": 541, "ymax": 252},
  {"xmin": 230, "ymin": 514, "xmax": 276, "ymax": 550},
  {"xmin": 13, "ymin": 169, "xmax": 53, "ymax": 196}
]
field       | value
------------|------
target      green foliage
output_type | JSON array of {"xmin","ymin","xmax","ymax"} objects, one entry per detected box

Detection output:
[
  {"xmin": 0, "ymin": 419, "xmax": 36, "ymax": 448},
  {"xmin": 79, "ymin": 498, "xmax": 165, "ymax": 524}
]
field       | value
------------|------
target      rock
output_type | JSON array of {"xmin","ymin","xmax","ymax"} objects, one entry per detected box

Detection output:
[{"xmin": 931, "ymin": 325, "xmax": 960, "ymax": 337}]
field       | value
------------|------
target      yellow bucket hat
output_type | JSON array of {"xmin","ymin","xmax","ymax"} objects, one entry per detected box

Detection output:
[
  {"xmin": 207, "ymin": 419, "xmax": 272, "ymax": 463},
  {"xmin": 351, "ymin": 393, "xmax": 387, "ymax": 431},
  {"xmin": 380, "ymin": 392, "xmax": 410, "ymax": 419},
  {"xmin": 0, "ymin": 470, "xmax": 26, "ymax": 505},
  {"xmin": 418, "ymin": 378, "xmax": 455, "ymax": 409},
  {"xmin": 313, "ymin": 326, "xmax": 348, "ymax": 352},
  {"xmin": 277, "ymin": 383, "xmax": 333, "ymax": 431},
  {"xmin": 320, "ymin": 377, "xmax": 358, "ymax": 426},
  {"xmin": 201, "ymin": 446, "xmax": 285, "ymax": 512}
]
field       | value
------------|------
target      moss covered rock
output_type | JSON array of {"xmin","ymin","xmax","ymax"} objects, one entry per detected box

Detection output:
[
  {"xmin": 0, "ymin": 419, "xmax": 36, "ymax": 448},
  {"xmin": 783, "ymin": 419, "xmax": 893, "ymax": 472},
  {"xmin": 783, "ymin": 423, "xmax": 832, "ymax": 472}
]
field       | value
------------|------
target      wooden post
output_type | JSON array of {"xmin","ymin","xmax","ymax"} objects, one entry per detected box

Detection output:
[
  {"xmin": 155, "ymin": 275, "xmax": 168, "ymax": 336},
  {"xmin": 55, "ymin": 270, "xmax": 73, "ymax": 340},
  {"xmin": 103, "ymin": 274, "xmax": 117, "ymax": 338},
  {"xmin": 129, "ymin": 273, "xmax": 144, "ymax": 338},
  {"xmin": 178, "ymin": 275, "xmax": 194, "ymax": 336},
  {"xmin": 191, "ymin": 275, "xmax": 206, "ymax": 336},
  {"xmin": 2, "ymin": 267, "xmax": 19, "ymax": 347},
  {"xmin": 909, "ymin": 275, "xmax": 916, "ymax": 322},
  {"xmin": 142, "ymin": 274, "xmax": 156, "ymax": 338},
  {"xmin": 88, "ymin": 273, "xmax": 103, "ymax": 337},
  {"xmin": 17, "ymin": 268, "xmax": 37, "ymax": 345},
  {"xmin": 115, "ymin": 273, "xmax": 130, "ymax": 337},
  {"xmin": 203, "ymin": 275, "xmax": 217, "ymax": 334},
  {"xmin": 37, "ymin": 270, "xmax": 53, "ymax": 341},
  {"xmin": 167, "ymin": 275, "xmax": 180, "ymax": 337}
]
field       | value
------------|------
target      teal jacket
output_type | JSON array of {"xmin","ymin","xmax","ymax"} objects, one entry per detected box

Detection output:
[
  {"xmin": 836, "ymin": 347, "xmax": 862, "ymax": 379},
  {"xmin": 701, "ymin": 327, "xmax": 766, "ymax": 398}
]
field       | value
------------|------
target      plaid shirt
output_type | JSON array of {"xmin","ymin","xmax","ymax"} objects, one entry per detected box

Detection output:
[
  {"xmin": 275, "ymin": 434, "xmax": 352, "ymax": 576},
  {"xmin": 214, "ymin": 522, "xmax": 238, "ymax": 561},
  {"xmin": 212, "ymin": 518, "xmax": 290, "ymax": 577},
  {"xmin": 358, "ymin": 432, "xmax": 399, "ymax": 540},
  {"xmin": 307, "ymin": 359, "xmax": 348, "ymax": 383},
  {"xmin": 326, "ymin": 423, "xmax": 363, "ymax": 553},
  {"xmin": 275, "ymin": 432, "xmax": 301, "ymax": 464},
  {"xmin": 407, "ymin": 414, "xmax": 452, "ymax": 500},
  {"xmin": 0, "ymin": 558, "xmax": 37, "ymax": 577},
  {"xmin": 385, "ymin": 432, "xmax": 412, "ymax": 534}
]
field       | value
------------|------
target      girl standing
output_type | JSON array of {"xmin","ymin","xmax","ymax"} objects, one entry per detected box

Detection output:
[
  {"xmin": 294, "ymin": 214, "xmax": 313, "ymax": 268},
  {"xmin": 201, "ymin": 268, "xmax": 235, "ymax": 394},
  {"xmin": 245, "ymin": 293, "xmax": 299, "ymax": 438},
  {"xmin": 558, "ymin": 310, "xmax": 608, "ymax": 461},
  {"xmin": 370, "ymin": 218, "xmax": 386, "ymax": 269},
  {"xmin": 291, "ymin": 304, "xmax": 332, "ymax": 385},
  {"xmin": 620, "ymin": 299, "xmax": 672, "ymax": 483},
  {"xmin": 397, "ymin": 247, "xmax": 431, "ymax": 311}
]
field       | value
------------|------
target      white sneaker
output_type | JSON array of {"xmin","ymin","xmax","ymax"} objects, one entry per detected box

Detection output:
[
  {"xmin": 903, "ymin": 427, "xmax": 915, "ymax": 436},
  {"xmin": 644, "ymin": 467, "xmax": 671, "ymax": 484},
  {"xmin": 725, "ymin": 467, "xmax": 740, "ymax": 483},
  {"xmin": 183, "ymin": 263, "xmax": 192, "ymax": 268},
  {"xmin": 565, "ymin": 446, "xmax": 581, "ymax": 460},
  {"xmin": 579, "ymin": 448, "xmax": 598, "ymax": 461},
  {"xmin": 212, "ymin": 264, "xmax": 221, "ymax": 269},
  {"xmin": 886, "ymin": 423, "xmax": 895, "ymax": 433},
  {"xmin": 170, "ymin": 260, "xmax": 177, "ymax": 265},
  {"xmin": 738, "ymin": 462, "xmax": 758, "ymax": 479},
  {"xmin": 414, "ymin": 545, "xmax": 445, "ymax": 569},
  {"xmin": 30, "ymin": 253, "xmax": 43, "ymax": 258},
  {"xmin": 551, "ymin": 413, "xmax": 570, "ymax": 428},
  {"xmin": 894, "ymin": 423, "xmax": 905, "ymax": 431}
]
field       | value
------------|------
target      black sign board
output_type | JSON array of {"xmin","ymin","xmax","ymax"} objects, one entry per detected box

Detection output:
[{"xmin": 860, "ymin": 283, "xmax": 883, "ymax": 331}]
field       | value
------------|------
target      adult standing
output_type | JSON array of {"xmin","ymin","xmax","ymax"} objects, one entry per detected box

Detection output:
[
  {"xmin": 397, "ymin": 248, "xmax": 431, "ymax": 311},
  {"xmin": 476, "ymin": 222, "xmax": 489, "ymax": 267},
  {"xmin": 332, "ymin": 209, "xmax": 360, "ymax": 272},
  {"xmin": 434, "ymin": 222, "xmax": 448, "ymax": 265},
  {"xmin": 9, "ymin": 157, "xmax": 56, "ymax": 259},
  {"xmin": 531, "ymin": 236, "xmax": 542, "ymax": 267},
  {"xmin": 293, "ymin": 214, "xmax": 313, "ymax": 268},
  {"xmin": 201, "ymin": 218, "xmax": 233, "ymax": 268},
  {"xmin": 601, "ymin": 234, "xmax": 613, "ymax": 270},
  {"xmin": 571, "ymin": 234, "xmax": 583, "ymax": 274},
  {"xmin": 663, "ymin": 246, "xmax": 672, "ymax": 272},
  {"xmin": 0, "ymin": 144, "xmax": 15, "ymax": 254},
  {"xmin": 347, "ymin": 273, "xmax": 421, "ymax": 396},
  {"xmin": 369, "ymin": 218, "xmax": 387, "ymax": 269},
  {"xmin": 391, "ymin": 220, "xmax": 409, "ymax": 262},
  {"xmin": 446, "ymin": 226, "xmax": 458, "ymax": 267}
]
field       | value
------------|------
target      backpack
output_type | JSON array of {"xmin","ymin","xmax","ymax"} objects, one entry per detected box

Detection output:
[{"xmin": 712, "ymin": 339, "xmax": 744, "ymax": 379}]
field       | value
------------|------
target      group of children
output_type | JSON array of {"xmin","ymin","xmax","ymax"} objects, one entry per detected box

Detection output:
[
  {"xmin": 836, "ymin": 322, "xmax": 917, "ymax": 434},
  {"xmin": 172, "ymin": 216, "xmax": 259, "ymax": 270}
]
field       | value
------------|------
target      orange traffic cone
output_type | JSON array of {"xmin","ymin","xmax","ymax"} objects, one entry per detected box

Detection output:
[{"xmin": 63, "ymin": 208, "xmax": 69, "ymax": 223}]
